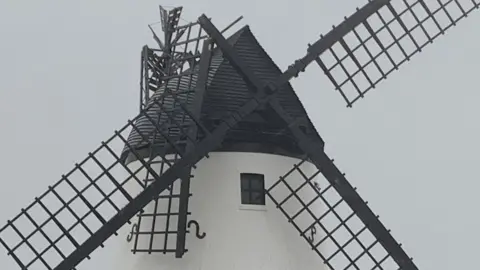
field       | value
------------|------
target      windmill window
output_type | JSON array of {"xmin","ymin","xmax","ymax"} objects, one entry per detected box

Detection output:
[{"xmin": 240, "ymin": 173, "xmax": 265, "ymax": 205}]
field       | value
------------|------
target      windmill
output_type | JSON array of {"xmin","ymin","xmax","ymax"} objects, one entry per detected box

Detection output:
[{"xmin": 0, "ymin": 0, "xmax": 478, "ymax": 269}]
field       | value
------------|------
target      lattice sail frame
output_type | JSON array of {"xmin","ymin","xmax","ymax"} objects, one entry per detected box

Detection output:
[
  {"xmin": 0, "ymin": 84, "xmax": 210, "ymax": 269},
  {"xmin": 133, "ymin": 8, "xmax": 208, "ymax": 257},
  {"xmin": 0, "ymin": 0, "xmax": 478, "ymax": 269},
  {"xmin": 140, "ymin": 6, "xmax": 193, "ymax": 111},
  {"xmin": 267, "ymin": 158, "xmax": 403, "ymax": 270},
  {"xmin": 316, "ymin": 0, "xmax": 479, "ymax": 107},
  {"xmin": 132, "ymin": 8, "xmax": 243, "ymax": 256}
]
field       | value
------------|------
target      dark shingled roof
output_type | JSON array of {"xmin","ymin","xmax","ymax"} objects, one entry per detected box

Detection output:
[{"xmin": 121, "ymin": 25, "xmax": 324, "ymax": 163}]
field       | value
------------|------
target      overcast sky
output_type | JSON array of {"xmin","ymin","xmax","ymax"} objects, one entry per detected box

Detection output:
[{"xmin": 0, "ymin": 0, "xmax": 479, "ymax": 269}]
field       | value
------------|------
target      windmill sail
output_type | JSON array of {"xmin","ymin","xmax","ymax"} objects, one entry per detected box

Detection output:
[
  {"xmin": 1, "ymin": 0, "xmax": 478, "ymax": 269},
  {"xmin": 266, "ymin": 156, "xmax": 410, "ymax": 269},
  {"xmin": 134, "ymin": 16, "xmax": 211, "ymax": 258},
  {"xmin": 0, "ymin": 83, "xmax": 212, "ymax": 269},
  {"xmin": 315, "ymin": 0, "xmax": 479, "ymax": 107}
]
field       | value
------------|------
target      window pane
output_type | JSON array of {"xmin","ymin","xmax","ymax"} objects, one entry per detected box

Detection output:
[
  {"xmin": 240, "ymin": 173, "xmax": 266, "ymax": 205},
  {"xmin": 241, "ymin": 177, "xmax": 250, "ymax": 190},
  {"xmin": 241, "ymin": 192, "xmax": 250, "ymax": 204},
  {"xmin": 250, "ymin": 191, "xmax": 265, "ymax": 205},
  {"xmin": 250, "ymin": 177, "xmax": 264, "ymax": 190}
]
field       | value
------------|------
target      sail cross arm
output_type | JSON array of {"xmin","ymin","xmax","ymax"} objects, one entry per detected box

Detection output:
[{"xmin": 197, "ymin": 3, "xmax": 418, "ymax": 268}]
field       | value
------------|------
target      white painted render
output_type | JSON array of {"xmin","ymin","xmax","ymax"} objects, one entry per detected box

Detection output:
[{"xmin": 112, "ymin": 152, "xmax": 326, "ymax": 270}]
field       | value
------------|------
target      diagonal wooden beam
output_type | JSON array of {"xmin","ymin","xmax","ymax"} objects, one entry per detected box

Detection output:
[
  {"xmin": 51, "ymin": 2, "xmax": 398, "ymax": 268},
  {"xmin": 197, "ymin": 1, "xmax": 418, "ymax": 268},
  {"xmin": 53, "ymin": 40, "xmax": 288, "ymax": 270}
]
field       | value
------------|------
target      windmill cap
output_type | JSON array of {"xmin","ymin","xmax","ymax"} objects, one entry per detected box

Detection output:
[{"xmin": 121, "ymin": 25, "xmax": 323, "ymax": 164}]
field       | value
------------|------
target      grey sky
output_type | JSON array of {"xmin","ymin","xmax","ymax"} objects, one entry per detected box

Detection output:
[{"xmin": 0, "ymin": 0, "xmax": 479, "ymax": 269}]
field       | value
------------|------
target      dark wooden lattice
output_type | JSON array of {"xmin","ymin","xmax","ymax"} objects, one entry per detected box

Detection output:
[
  {"xmin": 266, "ymin": 157, "xmax": 408, "ymax": 270},
  {"xmin": 133, "ymin": 18, "xmax": 208, "ymax": 256},
  {"xmin": 0, "ymin": 87, "xmax": 209, "ymax": 269},
  {"xmin": 316, "ymin": 0, "xmax": 479, "ymax": 107}
]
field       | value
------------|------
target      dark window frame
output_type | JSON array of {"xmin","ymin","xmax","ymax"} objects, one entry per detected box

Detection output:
[{"xmin": 240, "ymin": 173, "xmax": 266, "ymax": 205}]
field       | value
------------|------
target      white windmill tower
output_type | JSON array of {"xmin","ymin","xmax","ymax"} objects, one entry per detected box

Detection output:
[{"xmin": 0, "ymin": 1, "xmax": 478, "ymax": 270}]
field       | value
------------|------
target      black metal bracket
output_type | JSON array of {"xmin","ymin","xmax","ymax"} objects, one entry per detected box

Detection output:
[
  {"xmin": 126, "ymin": 223, "xmax": 138, "ymax": 243},
  {"xmin": 187, "ymin": 220, "xmax": 206, "ymax": 239}
]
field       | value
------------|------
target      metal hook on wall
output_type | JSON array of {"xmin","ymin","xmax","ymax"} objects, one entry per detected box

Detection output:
[
  {"xmin": 126, "ymin": 223, "xmax": 138, "ymax": 243},
  {"xmin": 187, "ymin": 220, "xmax": 206, "ymax": 239}
]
